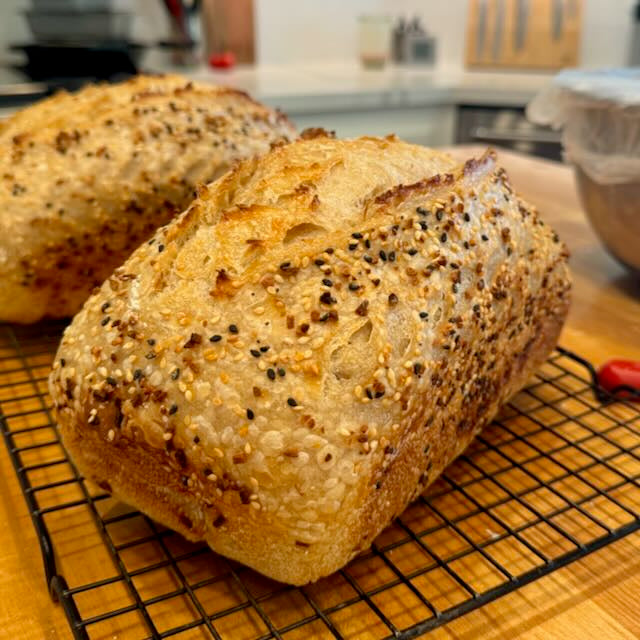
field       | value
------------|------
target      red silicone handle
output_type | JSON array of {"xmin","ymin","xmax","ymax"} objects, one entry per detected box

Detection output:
[{"xmin": 597, "ymin": 359, "xmax": 640, "ymax": 401}]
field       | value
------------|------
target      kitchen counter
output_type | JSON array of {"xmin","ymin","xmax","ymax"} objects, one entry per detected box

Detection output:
[
  {"xmin": 1, "ymin": 148, "xmax": 639, "ymax": 639},
  {"xmin": 180, "ymin": 63, "xmax": 554, "ymax": 112}
]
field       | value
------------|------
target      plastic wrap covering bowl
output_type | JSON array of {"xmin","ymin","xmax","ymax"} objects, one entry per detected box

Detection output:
[{"xmin": 528, "ymin": 69, "xmax": 640, "ymax": 273}]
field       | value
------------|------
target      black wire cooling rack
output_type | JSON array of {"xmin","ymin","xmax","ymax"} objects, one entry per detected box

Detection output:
[{"xmin": 1, "ymin": 321, "xmax": 639, "ymax": 640}]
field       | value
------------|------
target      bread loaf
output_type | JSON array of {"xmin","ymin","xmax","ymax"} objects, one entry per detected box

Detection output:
[
  {"xmin": 49, "ymin": 133, "xmax": 570, "ymax": 585},
  {"xmin": 0, "ymin": 74, "xmax": 295, "ymax": 323}
]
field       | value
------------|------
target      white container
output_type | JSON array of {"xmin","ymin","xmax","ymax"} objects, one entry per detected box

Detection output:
[
  {"xmin": 528, "ymin": 69, "xmax": 640, "ymax": 273},
  {"xmin": 358, "ymin": 15, "xmax": 392, "ymax": 69}
]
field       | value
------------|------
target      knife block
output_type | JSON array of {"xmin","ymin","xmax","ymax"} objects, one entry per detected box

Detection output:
[{"xmin": 465, "ymin": 0, "xmax": 582, "ymax": 70}]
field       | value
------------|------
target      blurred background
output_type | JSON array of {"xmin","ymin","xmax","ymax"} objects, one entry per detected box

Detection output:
[{"xmin": 0, "ymin": 0, "xmax": 638, "ymax": 158}]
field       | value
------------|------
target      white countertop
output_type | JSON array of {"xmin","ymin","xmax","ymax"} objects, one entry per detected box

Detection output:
[{"xmin": 175, "ymin": 62, "xmax": 555, "ymax": 113}]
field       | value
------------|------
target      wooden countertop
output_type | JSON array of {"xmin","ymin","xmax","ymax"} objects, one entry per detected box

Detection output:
[{"xmin": 1, "ymin": 147, "xmax": 639, "ymax": 640}]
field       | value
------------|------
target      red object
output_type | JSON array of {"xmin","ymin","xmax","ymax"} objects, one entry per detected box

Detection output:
[
  {"xmin": 208, "ymin": 51, "xmax": 236, "ymax": 69},
  {"xmin": 597, "ymin": 359, "xmax": 640, "ymax": 401}
]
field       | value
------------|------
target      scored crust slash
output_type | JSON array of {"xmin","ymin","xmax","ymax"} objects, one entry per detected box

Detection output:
[{"xmin": 49, "ymin": 133, "xmax": 570, "ymax": 585}]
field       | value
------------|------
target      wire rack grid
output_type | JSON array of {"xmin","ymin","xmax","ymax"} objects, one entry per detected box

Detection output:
[{"xmin": 0, "ymin": 320, "xmax": 639, "ymax": 640}]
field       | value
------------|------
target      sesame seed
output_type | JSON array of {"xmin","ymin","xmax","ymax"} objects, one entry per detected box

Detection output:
[
  {"xmin": 351, "ymin": 232, "xmax": 363, "ymax": 239},
  {"xmin": 158, "ymin": 244, "xmax": 165, "ymax": 252},
  {"xmin": 171, "ymin": 368, "xmax": 180, "ymax": 380},
  {"xmin": 228, "ymin": 324, "xmax": 239, "ymax": 334},
  {"xmin": 101, "ymin": 316, "xmax": 110, "ymax": 326},
  {"xmin": 133, "ymin": 369, "xmax": 143, "ymax": 380},
  {"xmin": 436, "ymin": 210, "xmax": 443, "ymax": 221},
  {"xmin": 314, "ymin": 259, "xmax": 325, "ymax": 266},
  {"xmin": 419, "ymin": 311, "xmax": 429, "ymax": 319},
  {"xmin": 348, "ymin": 282, "xmax": 360, "ymax": 291},
  {"xmin": 147, "ymin": 338, "xmax": 156, "ymax": 346},
  {"xmin": 464, "ymin": 212, "xmax": 471, "ymax": 222},
  {"xmin": 169, "ymin": 404, "xmax": 178, "ymax": 415},
  {"xmin": 267, "ymin": 368, "xmax": 276, "ymax": 380},
  {"xmin": 319, "ymin": 292, "xmax": 336, "ymax": 305},
  {"xmin": 388, "ymin": 293, "xmax": 399, "ymax": 306},
  {"xmin": 250, "ymin": 349, "xmax": 261, "ymax": 358},
  {"xmin": 278, "ymin": 367, "xmax": 286, "ymax": 377},
  {"xmin": 440, "ymin": 232, "xmax": 447, "ymax": 243},
  {"xmin": 388, "ymin": 251, "xmax": 396, "ymax": 262},
  {"xmin": 481, "ymin": 234, "xmax": 489, "ymax": 241},
  {"xmin": 407, "ymin": 248, "xmax": 418, "ymax": 256},
  {"xmin": 348, "ymin": 243, "xmax": 358, "ymax": 251},
  {"xmin": 379, "ymin": 250, "xmax": 387, "ymax": 261},
  {"xmin": 60, "ymin": 358, "xmax": 66, "ymax": 367},
  {"xmin": 210, "ymin": 334, "xmax": 222, "ymax": 342},
  {"xmin": 287, "ymin": 397, "xmax": 297, "ymax": 407},
  {"xmin": 322, "ymin": 278, "xmax": 333, "ymax": 287},
  {"xmin": 246, "ymin": 408, "xmax": 254, "ymax": 420},
  {"xmin": 363, "ymin": 255, "xmax": 373, "ymax": 264},
  {"xmin": 145, "ymin": 352, "xmax": 156, "ymax": 360},
  {"xmin": 101, "ymin": 302, "xmax": 110, "ymax": 313},
  {"xmin": 419, "ymin": 221, "xmax": 428, "ymax": 231},
  {"xmin": 416, "ymin": 206, "xmax": 428, "ymax": 215}
]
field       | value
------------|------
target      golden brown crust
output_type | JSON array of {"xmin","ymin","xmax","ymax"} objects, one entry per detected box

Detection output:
[
  {"xmin": 50, "ymin": 136, "xmax": 570, "ymax": 584},
  {"xmin": 0, "ymin": 74, "xmax": 295, "ymax": 323}
]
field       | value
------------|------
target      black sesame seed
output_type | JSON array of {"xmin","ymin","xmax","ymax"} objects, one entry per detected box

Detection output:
[
  {"xmin": 419, "ymin": 221, "xmax": 428, "ymax": 231},
  {"xmin": 365, "ymin": 239, "xmax": 371, "ymax": 249},
  {"xmin": 365, "ymin": 388, "xmax": 373, "ymax": 399},
  {"xmin": 279, "ymin": 261, "xmax": 292, "ymax": 271},
  {"xmin": 388, "ymin": 293, "xmax": 399, "ymax": 306},
  {"xmin": 322, "ymin": 278, "xmax": 333, "ymax": 287},
  {"xmin": 158, "ymin": 244, "xmax": 165, "ymax": 252},
  {"xmin": 325, "ymin": 248, "xmax": 334, "ymax": 254},
  {"xmin": 171, "ymin": 368, "xmax": 180, "ymax": 380},
  {"xmin": 414, "ymin": 362, "xmax": 424, "ymax": 376},
  {"xmin": 436, "ymin": 210, "xmax": 443, "ymax": 221},
  {"xmin": 319, "ymin": 291, "xmax": 336, "ymax": 305},
  {"xmin": 363, "ymin": 255, "xmax": 373, "ymax": 264},
  {"xmin": 145, "ymin": 352, "xmax": 156, "ymax": 360},
  {"xmin": 416, "ymin": 206, "xmax": 428, "ymax": 216},
  {"xmin": 349, "ymin": 282, "xmax": 360, "ymax": 291},
  {"xmin": 348, "ymin": 243, "xmax": 358, "ymax": 251},
  {"xmin": 407, "ymin": 248, "xmax": 418, "ymax": 256},
  {"xmin": 147, "ymin": 338, "xmax": 156, "ymax": 346},
  {"xmin": 388, "ymin": 251, "xmax": 396, "ymax": 262},
  {"xmin": 314, "ymin": 259, "xmax": 325, "ymax": 266},
  {"xmin": 250, "ymin": 349, "xmax": 261, "ymax": 358},
  {"xmin": 267, "ymin": 368, "xmax": 276, "ymax": 380},
  {"xmin": 209, "ymin": 334, "xmax": 222, "ymax": 342},
  {"xmin": 351, "ymin": 232, "xmax": 363, "ymax": 239},
  {"xmin": 463, "ymin": 241, "xmax": 470, "ymax": 249},
  {"xmin": 287, "ymin": 397, "xmax": 297, "ymax": 407},
  {"xmin": 246, "ymin": 408, "xmax": 254, "ymax": 420},
  {"xmin": 169, "ymin": 404, "xmax": 178, "ymax": 415},
  {"xmin": 106, "ymin": 376, "xmax": 117, "ymax": 386},
  {"xmin": 464, "ymin": 212, "xmax": 471, "ymax": 222},
  {"xmin": 133, "ymin": 369, "xmax": 143, "ymax": 380},
  {"xmin": 194, "ymin": 436, "xmax": 200, "ymax": 444},
  {"xmin": 148, "ymin": 238, "xmax": 155, "ymax": 245},
  {"xmin": 419, "ymin": 311, "xmax": 429, "ymax": 319},
  {"xmin": 452, "ymin": 283, "xmax": 459, "ymax": 293},
  {"xmin": 101, "ymin": 302, "xmax": 110, "ymax": 313},
  {"xmin": 481, "ymin": 234, "xmax": 489, "ymax": 242},
  {"xmin": 259, "ymin": 346, "xmax": 270, "ymax": 353},
  {"xmin": 101, "ymin": 316, "xmax": 111, "ymax": 326},
  {"xmin": 278, "ymin": 367, "xmax": 286, "ymax": 377},
  {"xmin": 379, "ymin": 250, "xmax": 387, "ymax": 261},
  {"xmin": 228, "ymin": 324, "xmax": 239, "ymax": 334},
  {"xmin": 60, "ymin": 358, "xmax": 66, "ymax": 367},
  {"xmin": 440, "ymin": 232, "xmax": 447, "ymax": 243}
]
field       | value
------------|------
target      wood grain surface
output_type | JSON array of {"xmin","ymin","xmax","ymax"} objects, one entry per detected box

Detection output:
[{"xmin": 0, "ymin": 147, "xmax": 639, "ymax": 640}]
